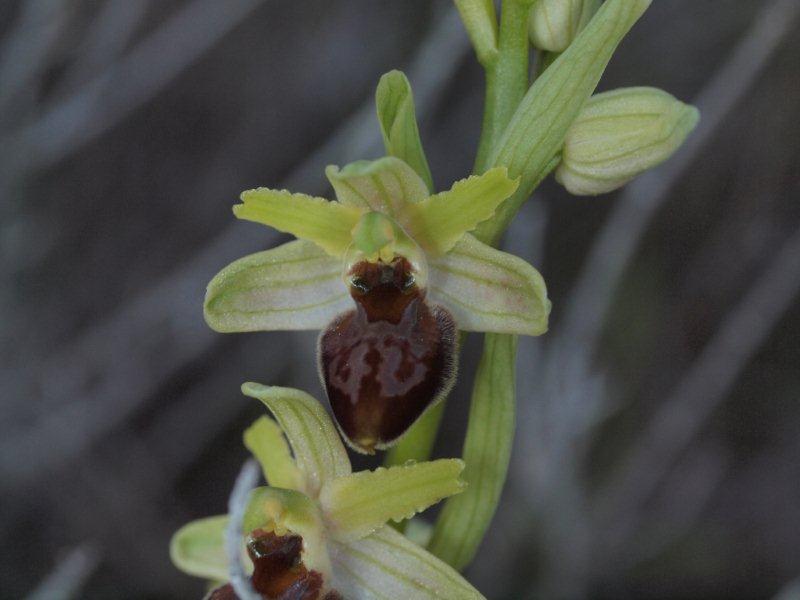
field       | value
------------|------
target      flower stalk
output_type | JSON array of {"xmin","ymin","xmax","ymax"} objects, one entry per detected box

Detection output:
[
  {"xmin": 430, "ymin": 0, "xmax": 655, "ymax": 568},
  {"xmin": 387, "ymin": 0, "xmax": 658, "ymax": 568},
  {"xmin": 473, "ymin": 0, "xmax": 534, "ymax": 174},
  {"xmin": 171, "ymin": 0, "xmax": 702, "ymax": 594},
  {"xmin": 475, "ymin": 0, "xmax": 654, "ymax": 245},
  {"xmin": 428, "ymin": 333, "xmax": 518, "ymax": 569}
]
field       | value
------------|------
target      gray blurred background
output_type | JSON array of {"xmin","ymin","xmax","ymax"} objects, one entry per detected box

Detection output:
[{"xmin": 1, "ymin": 0, "xmax": 799, "ymax": 598}]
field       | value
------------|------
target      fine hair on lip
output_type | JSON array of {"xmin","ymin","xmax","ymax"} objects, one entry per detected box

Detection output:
[{"xmin": 320, "ymin": 257, "xmax": 458, "ymax": 454}]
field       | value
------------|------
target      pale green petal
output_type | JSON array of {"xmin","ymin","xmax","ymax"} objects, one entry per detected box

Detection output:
[
  {"xmin": 428, "ymin": 234, "xmax": 549, "ymax": 335},
  {"xmin": 325, "ymin": 157, "xmax": 429, "ymax": 221},
  {"xmin": 204, "ymin": 240, "xmax": 351, "ymax": 333},
  {"xmin": 243, "ymin": 416, "xmax": 304, "ymax": 493},
  {"xmin": 234, "ymin": 188, "xmax": 361, "ymax": 257},
  {"xmin": 241, "ymin": 383, "xmax": 351, "ymax": 497},
  {"xmin": 375, "ymin": 71, "xmax": 433, "ymax": 191},
  {"xmin": 319, "ymin": 459, "xmax": 465, "ymax": 543},
  {"xmin": 429, "ymin": 333, "xmax": 516, "ymax": 569},
  {"xmin": 330, "ymin": 526, "xmax": 485, "ymax": 600},
  {"xmin": 170, "ymin": 515, "xmax": 230, "ymax": 582},
  {"xmin": 404, "ymin": 167, "xmax": 519, "ymax": 255}
]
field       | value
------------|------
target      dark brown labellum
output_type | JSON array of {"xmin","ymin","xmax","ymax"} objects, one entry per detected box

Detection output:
[
  {"xmin": 203, "ymin": 529, "xmax": 340, "ymax": 600},
  {"xmin": 248, "ymin": 529, "xmax": 318, "ymax": 599},
  {"xmin": 319, "ymin": 257, "xmax": 458, "ymax": 453}
]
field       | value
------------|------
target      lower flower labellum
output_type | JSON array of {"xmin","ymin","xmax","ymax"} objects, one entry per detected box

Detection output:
[
  {"xmin": 206, "ymin": 529, "xmax": 341, "ymax": 600},
  {"xmin": 319, "ymin": 256, "xmax": 457, "ymax": 453}
]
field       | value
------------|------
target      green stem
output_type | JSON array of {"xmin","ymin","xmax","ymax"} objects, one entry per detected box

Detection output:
[
  {"xmin": 431, "ymin": 0, "xmax": 652, "ymax": 570},
  {"xmin": 473, "ymin": 0, "xmax": 533, "ymax": 174},
  {"xmin": 424, "ymin": 0, "xmax": 653, "ymax": 572},
  {"xmin": 425, "ymin": 1, "xmax": 535, "ymax": 568},
  {"xmin": 427, "ymin": 333, "xmax": 518, "ymax": 569},
  {"xmin": 474, "ymin": 155, "xmax": 560, "ymax": 246}
]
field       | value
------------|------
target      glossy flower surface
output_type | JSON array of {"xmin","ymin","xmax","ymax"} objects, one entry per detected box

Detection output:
[
  {"xmin": 204, "ymin": 157, "xmax": 549, "ymax": 451},
  {"xmin": 170, "ymin": 384, "xmax": 485, "ymax": 599}
]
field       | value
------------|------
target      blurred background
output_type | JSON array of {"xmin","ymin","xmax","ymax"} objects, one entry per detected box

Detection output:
[{"xmin": 1, "ymin": 0, "xmax": 799, "ymax": 598}]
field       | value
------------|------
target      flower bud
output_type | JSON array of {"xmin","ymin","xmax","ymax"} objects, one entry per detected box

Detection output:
[
  {"xmin": 529, "ymin": 0, "xmax": 601, "ymax": 53},
  {"xmin": 556, "ymin": 87, "xmax": 700, "ymax": 195}
]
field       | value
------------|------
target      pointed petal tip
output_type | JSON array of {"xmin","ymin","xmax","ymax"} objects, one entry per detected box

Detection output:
[
  {"xmin": 241, "ymin": 384, "xmax": 351, "ymax": 493},
  {"xmin": 241, "ymin": 381, "xmax": 268, "ymax": 396}
]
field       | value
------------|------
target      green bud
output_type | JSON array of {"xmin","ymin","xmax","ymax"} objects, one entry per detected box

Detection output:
[
  {"xmin": 529, "ymin": 0, "xmax": 601, "ymax": 53},
  {"xmin": 556, "ymin": 87, "xmax": 700, "ymax": 195}
]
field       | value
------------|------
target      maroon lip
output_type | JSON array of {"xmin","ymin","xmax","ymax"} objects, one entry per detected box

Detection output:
[
  {"xmin": 319, "ymin": 257, "xmax": 457, "ymax": 453},
  {"xmin": 205, "ymin": 529, "xmax": 341, "ymax": 600}
]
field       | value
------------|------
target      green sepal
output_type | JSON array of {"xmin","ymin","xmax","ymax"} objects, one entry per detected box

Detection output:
[
  {"xmin": 428, "ymin": 234, "xmax": 549, "ymax": 335},
  {"xmin": 241, "ymin": 384, "xmax": 351, "ymax": 497},
  {"xmin": 243, "ymin": 416, "xmax": 304, "ymax": 493},
  {"xmin": 170, "ymin": 515, "xmax": 231, "ymax": 583},
  {"xmin": 319, "ymin": 459, "xmax": 466, "ymax": 543},
  {"xmin": 204, "ymin": 239, "xmax": 349, "ymax": 333},
  {"xmin": 325, "ymin": 157, "xmax": 429, "ymax": 218},
  {"xmin": 375, "ymin": 71, "xmax": 434, "ymax": 191},
  {"xmin": 330, "ymin": 526, "xmax": 485, "ymax": 600}
]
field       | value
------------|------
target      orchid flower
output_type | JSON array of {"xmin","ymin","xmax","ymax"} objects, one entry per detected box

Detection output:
[
  {"xmin": 170, "ymin": 384, "xmax": 485, "ymax": 599},
  {"xmin": 204, "ymin": 157, "xmax": 549, "ymax": 453}
]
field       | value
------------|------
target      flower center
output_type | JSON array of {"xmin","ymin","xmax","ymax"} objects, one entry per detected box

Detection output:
[
  {"xmin": 348, "ymin": 257, "xmax": 419, "ymax": 324},
  {"xmin": 206, "ymin": 529, "xmax": 341, "ymax": 600},
  {"xmin": 248, "ymin": 529, "xmax": 322, "ymax": 599}
]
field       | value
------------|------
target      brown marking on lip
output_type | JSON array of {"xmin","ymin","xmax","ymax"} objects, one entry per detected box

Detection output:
[
  {"xmin": 248, "ymin": 529, "xmax": 318, "ymax": 599},
  {"xmin": 202, "ymin": 529, "xmax": 340, "ymax": 600},
  {"xmin": 319, "ymin": 258, "xmax": 458, "ymax": 453}
]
